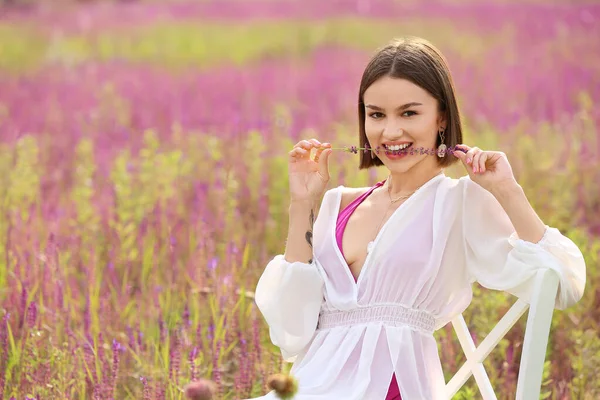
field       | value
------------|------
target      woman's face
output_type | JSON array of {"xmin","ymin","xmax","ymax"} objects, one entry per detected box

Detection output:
[{"xmin": 363, "ymin": 76, "xmax": 446, "ymax": 173}]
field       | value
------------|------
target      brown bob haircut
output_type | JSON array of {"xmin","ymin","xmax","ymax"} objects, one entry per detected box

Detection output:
[{"xmin": 358, "ymin": 36, "xmax": 463, "ymax": 169}]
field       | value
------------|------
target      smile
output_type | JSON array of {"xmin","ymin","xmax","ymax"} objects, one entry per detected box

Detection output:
[{"xmin": 382, "ymin": 143, "xmax": 413, "ymax": 154}]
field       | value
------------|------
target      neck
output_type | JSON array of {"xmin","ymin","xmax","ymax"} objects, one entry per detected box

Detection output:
[{"xmin": 385, "ymin": 166, "xmax": 444, "ymax": 198}]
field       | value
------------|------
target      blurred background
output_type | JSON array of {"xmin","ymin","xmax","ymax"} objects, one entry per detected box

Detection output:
[{"xmin": 0, "ymin": 0, "xmax": 598, "ymax": 398}]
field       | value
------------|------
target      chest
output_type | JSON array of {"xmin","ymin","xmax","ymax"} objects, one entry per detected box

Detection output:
[{"xmin": 341, "ymin": 198, "xmax": 403, "ymax": 280}]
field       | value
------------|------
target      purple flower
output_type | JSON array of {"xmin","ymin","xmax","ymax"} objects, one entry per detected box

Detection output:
[
  {"xmin": 189, "ymin": 347, "xmax": 199, "ymax": 381},
  {"xmin": 27, "ymin": 302, "xmax": 37, "ymax": 329},
  {"xmin": 222, "ymin": 274, "xmax": 232, "ymax": 287},
  {"xmin": 207, "ymin": 324, "xmax": 214, "ymax": 342},
  {"xmin": 170, "ymin": 333, "xmax": 181, "ymax": 385},
  {"xmin": 137, "ymin": 328, "xmax": 144, "ymax": 351},
  {"xmin": 126, "ymin": 325, "xmax": 135, "ymax": 349},
  {"xmin": 140, "ymin": 377, "xmax": 151, "ymax": 400},
  {"xmin": 111, "ymin": 339, "xmax": 121, "ymax": 397},
  {"xmin": 183, "ymin": 304, "xmax": 190, "ymax": 326},
  {"xmin": 20, "ymin": 285, "xmax": 28, "ymax": 318},
  {"xmin": 158, "ymin": 314, "xmax": 166, "ymax": 343},
  {"xmin": 207, "ymin": 257, "xmax": 218, "ymax": 271}
]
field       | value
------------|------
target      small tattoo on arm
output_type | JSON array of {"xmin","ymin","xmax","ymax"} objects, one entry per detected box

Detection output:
[{"xmin": 306, "ymin": 207, "xmax": 315, "ymax": 263}]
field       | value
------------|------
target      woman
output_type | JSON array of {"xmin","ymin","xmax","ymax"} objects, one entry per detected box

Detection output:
[{"xmin": 248, "ymin": 37, "xmax": 586, "ymax": 399}]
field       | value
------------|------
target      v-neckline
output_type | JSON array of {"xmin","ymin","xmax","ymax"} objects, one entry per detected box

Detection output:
[{"xmin": 331, "ymin": 173, "xmax": 445, "ymax": 287}]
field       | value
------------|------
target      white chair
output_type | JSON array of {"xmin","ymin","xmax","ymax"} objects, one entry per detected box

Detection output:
[{"xmin": 444, "ymin": 268, "xmax": 560, "ymax": 399}]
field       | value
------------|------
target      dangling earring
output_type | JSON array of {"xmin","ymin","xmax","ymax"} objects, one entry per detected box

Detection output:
[{"xmin": 437, "ymin": 128, "xmax": 446, "ymax": 158}]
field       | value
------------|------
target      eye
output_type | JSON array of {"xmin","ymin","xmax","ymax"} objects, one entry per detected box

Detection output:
[
  {"xmin": 402, "ymin": 110, "xmax": 417, "ymax": 117},
  {"xmin": 368, "ymin": 112, "xmax": 384, "ymax": 119}
]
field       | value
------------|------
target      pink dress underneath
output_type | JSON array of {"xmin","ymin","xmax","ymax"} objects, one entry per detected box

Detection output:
[{"xmin": 335, "ymin": 179, "xmax": 402, "ymax": 400}]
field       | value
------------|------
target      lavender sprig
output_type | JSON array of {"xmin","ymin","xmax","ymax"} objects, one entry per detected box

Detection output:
[{"xmin": 325, "ymin": 145, "xmax": 467, "ymax": 155}]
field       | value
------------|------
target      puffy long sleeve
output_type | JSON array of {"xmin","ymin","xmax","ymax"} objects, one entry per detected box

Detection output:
[
  {"xmin": 462, "ymin": 177, "xmax": 586, "ymax": 310},
  {"xmin": 254, "ymin": 255, "xmax": 325, "ymax": 362}
]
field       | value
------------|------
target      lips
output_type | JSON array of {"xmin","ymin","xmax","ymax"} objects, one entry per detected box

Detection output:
[{"xmin": 383, "ymin": 143, "xmax": 413, "ymax": 155}]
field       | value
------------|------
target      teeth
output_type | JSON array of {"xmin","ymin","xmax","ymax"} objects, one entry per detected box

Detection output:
[{"xmin": 384, "ymin": 143, "xmax": 411, "ymax": 151}]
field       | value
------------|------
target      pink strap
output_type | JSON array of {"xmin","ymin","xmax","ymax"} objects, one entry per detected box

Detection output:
[{"xmin": 335, "ymin": 181, "xmax": 385, "ymax": 258}]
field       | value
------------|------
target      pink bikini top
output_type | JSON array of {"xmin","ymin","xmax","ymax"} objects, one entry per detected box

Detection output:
[{"xmin": 335, "ymin": 180, "xmax": 386, "ymax": 280}]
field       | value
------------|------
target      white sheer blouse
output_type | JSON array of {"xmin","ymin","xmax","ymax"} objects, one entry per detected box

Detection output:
[{"xmin": 247, "ymin": 173, "xmax": 586, "ymax": 400}]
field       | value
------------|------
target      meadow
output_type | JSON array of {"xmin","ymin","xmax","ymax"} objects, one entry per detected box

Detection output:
[{"xmin": 0, "ymin": 0, "xmax": 599, "ymax": 398}]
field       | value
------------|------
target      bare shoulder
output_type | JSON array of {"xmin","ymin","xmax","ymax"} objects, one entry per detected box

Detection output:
[{"xmin": 339, "ymin": 186, "xmax": 372, "ymax": 211}]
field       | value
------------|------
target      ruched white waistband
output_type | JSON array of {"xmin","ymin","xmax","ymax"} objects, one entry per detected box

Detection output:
[{"xmin": 316, "ymin": 304, "xmax": 436, "ymax": 334}]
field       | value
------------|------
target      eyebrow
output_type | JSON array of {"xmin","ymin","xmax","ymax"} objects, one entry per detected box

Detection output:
[{"xmin": 364, "ymin": 102, "xmax": 423, "ymax": 111}]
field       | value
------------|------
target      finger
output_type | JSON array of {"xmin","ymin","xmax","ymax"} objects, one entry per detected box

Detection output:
[
  {"xmin": 309, "ymin": 139, "xmax": 322, "ymax": 161},
  {"xmin": 294, "ymin": 148, "xmax": 309, "ymax": 156},
  {"xmin": 477, "ymin": 152, "xmax": 488, "ymax": 174},
  {"xmin": 313, "ymin": 142, "xmax": 331, "ymax": 161},
  {"xmin": 290, "ymin": 143, "xmax": 310, "ymax": 153},
  {"xmin": 289, "ymin": 148, "xmax": 308, "ymax": 160},
  {"xmin": 452, "ymin": 147, "xmax": 473, "ymax": 175},
  {"xmin": 471, "ymin": 150, "xmax": 483, "ymax": 173},
  {"xmin": 452, "ymin": 145, "xmax": 466, "ymax": 160},
  {"xmin": 308, "ymin": 138, "xmax": 322, "ymax": 148},
  {"xmin": 302, "ymin": 140, "xmax": 318, "ymax": 160},
  {"xmin": 294, "ymin": 140, "xmax": 313, "ymax": 150},
  {"xmin": 317, "ymin": 147, "xmax": 332, "ymax": 181},
  {"xmin": 453, "ymin": 144, "xmax": 470, "ymax": 155},
  {"xmin": 465, "ymin": 147, "xmax": 479, "ymax": 165},
  {"xmin": 452, "ymin": 144, "xmax": 470, "ymax": 160}
]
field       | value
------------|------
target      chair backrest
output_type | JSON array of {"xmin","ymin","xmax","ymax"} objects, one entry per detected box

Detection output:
[{"xmin": 444, "ymin": 268, "xmax": 560, "ymax": 399}]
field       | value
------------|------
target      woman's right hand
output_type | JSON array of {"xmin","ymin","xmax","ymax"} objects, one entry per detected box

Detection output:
[{"xmin": 288, "ymin": 138, "xmax": 333, "ymax": 202}]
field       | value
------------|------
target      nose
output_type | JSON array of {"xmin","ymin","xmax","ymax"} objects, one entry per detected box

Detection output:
[{"xmin": 383, "ymin": 124, "xmax": 405, "ymax": 140}]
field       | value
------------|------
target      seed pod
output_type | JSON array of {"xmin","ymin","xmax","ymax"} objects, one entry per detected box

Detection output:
[
  {"xmin": 267, "ymin": 373, "xmax": 298, "ymax": 399},
  {"xmin": 184, "ymin": 379, "xmax": 217, "ymax": 400}
]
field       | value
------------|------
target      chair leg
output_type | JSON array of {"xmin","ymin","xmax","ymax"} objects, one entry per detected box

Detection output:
[{"xmin": 515, "ymin": 270, "xmax": 559, "ymax": 400}]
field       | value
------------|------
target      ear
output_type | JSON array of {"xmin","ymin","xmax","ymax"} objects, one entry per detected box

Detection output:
[{"xmin": 437, "ymin": 112, "xmax": 448, "ymax": 131}]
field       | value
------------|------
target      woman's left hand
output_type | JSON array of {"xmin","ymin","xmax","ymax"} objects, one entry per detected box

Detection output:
[{"xmin": 453, "ymin": 144, "xmax": 518, "ymax": 193}]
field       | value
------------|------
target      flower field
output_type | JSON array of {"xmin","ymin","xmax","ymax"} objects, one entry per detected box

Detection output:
[{"xmin": 0, "ymin": 0, "xmax": 599, "ymax": 398}]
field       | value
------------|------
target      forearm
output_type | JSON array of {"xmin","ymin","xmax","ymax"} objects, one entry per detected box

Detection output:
[
  {"xmin": 490, "ymin": 181, "xmax": 547, "ymax": 244},
  {"xmin": 284, "ymin": 198, "xmax": 320, "ymax": 264}
]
